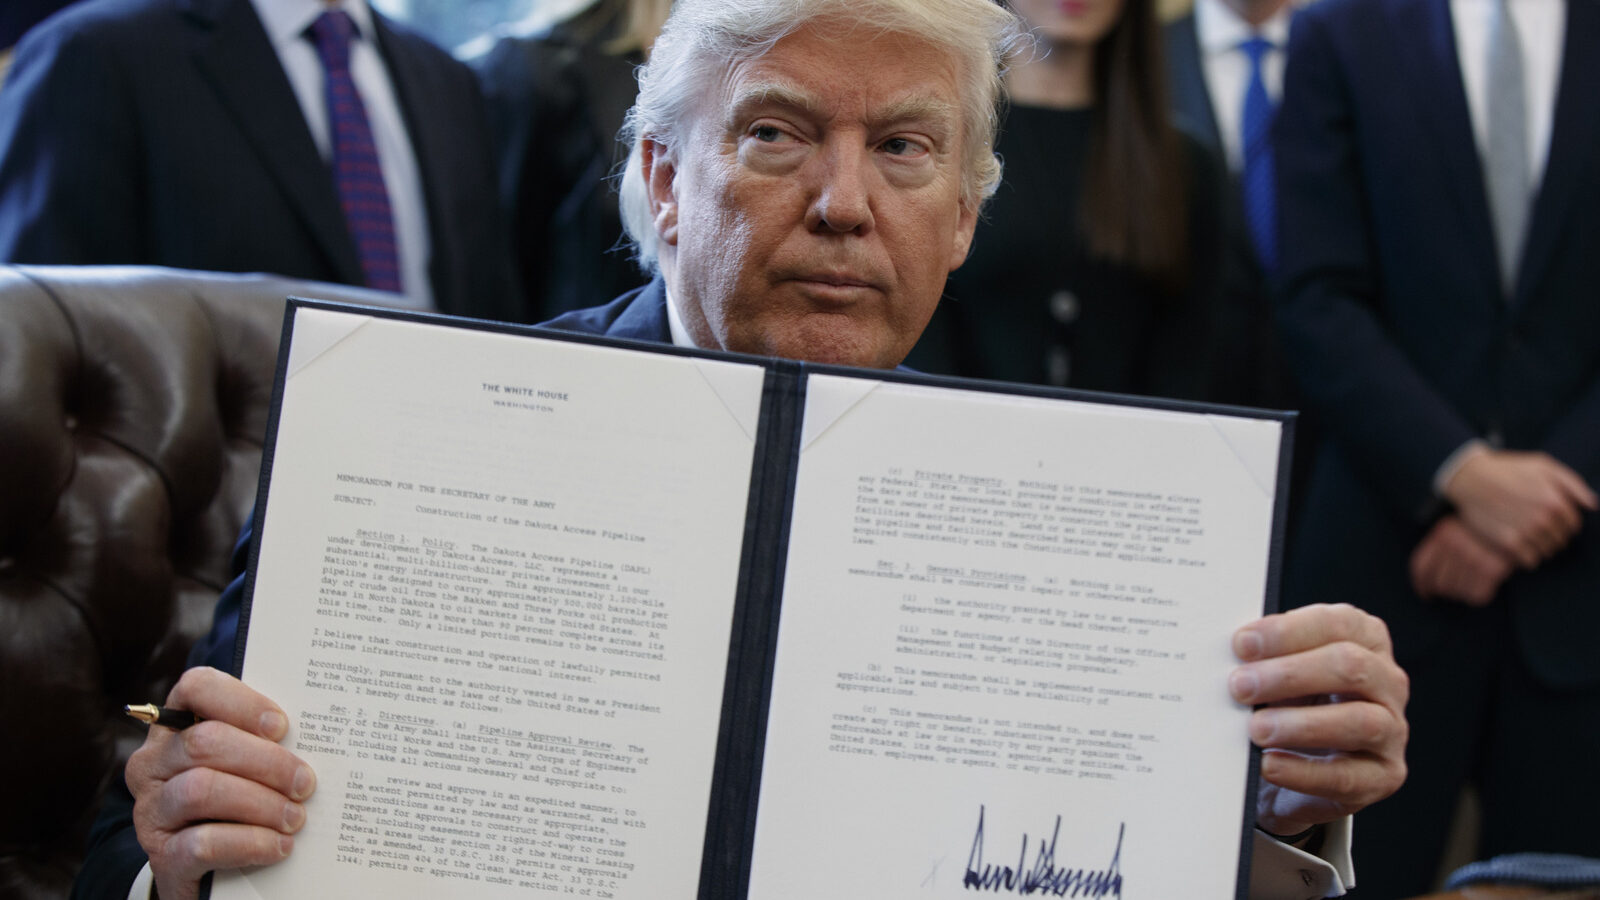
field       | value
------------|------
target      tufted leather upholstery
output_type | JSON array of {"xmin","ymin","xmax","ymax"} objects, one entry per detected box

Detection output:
[{"xmin": 0, "ymin": 265, "xmax": 397, "ymax": 900}]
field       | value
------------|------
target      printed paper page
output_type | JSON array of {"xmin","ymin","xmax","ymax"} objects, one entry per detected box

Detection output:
[
  {"xmin": 213, "ymin": 308, "xmax": 764, "ymax": 899},
  {"xmin": 748, "ymin": 377, "xmax": 1280, "ymax": 899}
]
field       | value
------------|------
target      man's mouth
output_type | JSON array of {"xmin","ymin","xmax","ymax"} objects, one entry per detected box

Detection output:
[{"xmin": 788, "ymin": 273, "xmax": 881, "ymax": 303}]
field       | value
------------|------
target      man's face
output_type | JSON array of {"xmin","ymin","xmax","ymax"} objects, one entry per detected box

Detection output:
[{"xmin": 643, "ymin": 20, "xmax": 980, "ymax": 369}]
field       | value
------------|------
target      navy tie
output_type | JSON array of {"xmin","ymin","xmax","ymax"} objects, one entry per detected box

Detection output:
[
  {"xmin": 308, "ymin": 11, "xmax": 402, "ymax": 293},
  {"xmin": 1240, "ymin": 36, "xmax": 1277, "ymax": 272}
]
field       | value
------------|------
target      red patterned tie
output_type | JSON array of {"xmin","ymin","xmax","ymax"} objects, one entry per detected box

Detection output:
[{"xmin": 307, "ymin": 10, "xmax": 402, "ymax": 292}]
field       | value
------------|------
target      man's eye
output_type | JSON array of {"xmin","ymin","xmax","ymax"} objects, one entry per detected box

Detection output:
[
  {"xmin": 881, "ymin": 137, "xmax": 922, "ymax": 156},
  {"xmin": 753, "ymin": 125, "xmax": 785, "ymax": 142}
]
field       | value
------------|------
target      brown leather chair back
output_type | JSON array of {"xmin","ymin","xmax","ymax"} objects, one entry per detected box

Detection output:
[{"xmin": 0, "ymin": 265, "xmax": 396, "ymax": 899}]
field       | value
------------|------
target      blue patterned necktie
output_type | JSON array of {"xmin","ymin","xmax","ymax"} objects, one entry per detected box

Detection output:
[
  {"xmin": 307, "ymin": 10, "xmax": 402, "ymax": 293},
  {"xmin": 1240, "ymin": 35, "xmax": 1277, "ymax": 272}
]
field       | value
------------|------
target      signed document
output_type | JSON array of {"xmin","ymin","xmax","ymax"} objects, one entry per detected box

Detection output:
[
  {"xmin": 747, "ymin": 377, "xmax": 1281, "ymax": 897},
  {"xmin": 214, "ymin": 302, "xmax": 1289, "ymax": 900}
]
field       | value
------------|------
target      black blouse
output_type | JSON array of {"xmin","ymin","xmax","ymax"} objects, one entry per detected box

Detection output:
[{"xmin": 906, "ymin": 103, "xmax": 1226, "ymax": 402}]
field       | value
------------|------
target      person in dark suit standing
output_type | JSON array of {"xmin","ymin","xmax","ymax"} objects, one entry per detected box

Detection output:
[
  {"xmin": 0, "ymin": 0, "xmax": 518, "ymax": 322},
  {"xmin": 1276, "ymin": 0, "xmax": 1600, "ymax": 894},
  {"xmin": 472, "ymin": 0, "xmax": 667, "ymax": 322},
  {"xmin": 1164, "ymin": 0, "xmax": 1294, "ymax": 409}
]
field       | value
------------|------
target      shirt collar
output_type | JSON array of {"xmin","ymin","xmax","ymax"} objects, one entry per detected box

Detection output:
[
  {"xmin": 663, "ymin": 283, "xmax": 699, "ymax": 350},
  {"xmin": 252, "ymin": 0, "xmax": 378, "ymax": 49},
  {"xmin": 1195, "ymin": 0, "xmax": 1295, "ymax": 55}
]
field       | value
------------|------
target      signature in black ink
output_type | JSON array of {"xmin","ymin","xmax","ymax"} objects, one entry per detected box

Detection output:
[{"xmin": 963, "ymin": 805, "xmax": 1123, "ymax": 897}]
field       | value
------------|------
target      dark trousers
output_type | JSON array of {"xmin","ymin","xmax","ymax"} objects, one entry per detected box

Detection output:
[{"xmin": 1349, "ymin": 602, "xmax": 1600, "ymax": 897}]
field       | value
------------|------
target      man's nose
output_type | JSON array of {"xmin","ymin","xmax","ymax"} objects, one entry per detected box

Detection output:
[{"xmin": 806, "ymin": 142, "xmax": 875, "ymax": 235}]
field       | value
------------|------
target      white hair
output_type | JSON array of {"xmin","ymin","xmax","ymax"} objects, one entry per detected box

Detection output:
[{"xmin": 616, "ymin": 0, "xmax": 1027, "ymax": 272}]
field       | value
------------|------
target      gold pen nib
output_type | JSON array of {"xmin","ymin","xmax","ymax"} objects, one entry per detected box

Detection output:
[
  {"xmin": 124, "ymin": 703, "xmax": 199, "ymax": 729},
  {"xmin": 125, "ymin": 703, "xmax": 161, "ymax": 724}
]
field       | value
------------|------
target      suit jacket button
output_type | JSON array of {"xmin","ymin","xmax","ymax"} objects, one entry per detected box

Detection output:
[
  {"xmin": 1049, "ymin": 290, "xmax": 1080, "ymax": 324},
  {"xmin": 1046, "ymin": 346, "xmax": 1071, "ymax": 386}
]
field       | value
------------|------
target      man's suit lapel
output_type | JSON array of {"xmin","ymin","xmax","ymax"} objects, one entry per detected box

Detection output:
[
  {"xmin": 1166, "ymin": 14, "xmax": 1225, "ymax": 155},
  {"xmin": 371, "ymin": 15, "xmax": 451, "ymax": 303},
  {"xmin": 178, "ymin": 0, "xmax": 363, "ymax": 286},
  {"xmin": 605, "ymin": 279, "xmax": 673, "ymax": 342},
  {"xmin": 1515, "ymin": 0, "xmax": 1600, "ymax": 307},
  {"xmin": 1393, "ymin": 0, "xmax": 1501, "ymax": 293}
]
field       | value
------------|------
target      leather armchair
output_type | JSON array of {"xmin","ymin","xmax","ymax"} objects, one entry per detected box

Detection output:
[{"xmin": 0, "ymin": 265, "xmax": 394, "ymax": 899}]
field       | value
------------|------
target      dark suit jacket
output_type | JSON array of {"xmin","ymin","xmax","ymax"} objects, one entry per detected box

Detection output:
[
  {"xmin": 71, "ymin": 279, "xmax": 668, "ymax": 898},
  {"xmin": 474, "ymin": 27, "xmax": 649, "ymax": 321},
  {"xmin": 1165, "ymin": 12, "xmax": 1225, "ymax": 154},
  {"xmin": 1164, "ymin": 11, "xmax": 1293, "ymax": 410},
  {"xmin": 539, "ymin": 276, "xmax": 670, "ymax": 341},
  {"xmin": 1275, "ymin": 0, "xmax": 1600, "ymax": 687},
  {"xmin": 0, "ymin": 0, "xmax": 518, "ymax": 321}
]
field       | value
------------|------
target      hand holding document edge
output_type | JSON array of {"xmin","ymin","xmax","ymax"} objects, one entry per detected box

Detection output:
[
  {"xmin": 124, "ymin": 667, "xmax": 313, "ymax": 900},
  {"xmin": 1232, "ymin": 604, "xmax": 1409, "ymax": 838}
]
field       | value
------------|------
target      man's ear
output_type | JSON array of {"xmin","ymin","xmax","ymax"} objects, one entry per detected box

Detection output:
[
  {"xmin": 641, "ymin": 138, "xmax": 680, "ymax": 247},
  {"xmin": 947, "ymin": 197, "xmax": 979, "ymax": 273}
]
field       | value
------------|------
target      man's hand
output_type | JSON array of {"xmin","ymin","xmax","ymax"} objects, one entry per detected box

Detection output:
[
  {"xmin": 1230, "ymin": 604, "xmax": 1408, "ymax": 838},
  {"xmin": 1443, "ymin": 448, "xmax": 1597, "ymax": 568},
  {"xmin": 1409, "ymin": 515, "xmax": 1514, "ymax": 606},
  {"xmin": 126, "ymin": 667, "xmax": 314, "ymax": 900}
]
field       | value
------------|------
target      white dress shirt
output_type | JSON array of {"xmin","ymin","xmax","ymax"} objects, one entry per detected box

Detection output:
[
  {"xmin": 1433, "ymin": 0, "xmax": 1565, "ymax": 492},
  {"xmin": 1195, "ymin": 0, "xmax": 1297, "ymax": 172},
  {"xmin": 1450, "ymin": 0, "xmax": 1566, "ymax": 190},
  {"xmin": 665, "ymin": 283, "xmax": 696, "ymax": 348},
  {"xmin": 250, "ymin": 0, "xmax": 434, "ymax": 310}
]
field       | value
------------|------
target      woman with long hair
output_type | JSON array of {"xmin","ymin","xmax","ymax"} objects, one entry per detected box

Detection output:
[{"xmin": 907, "ymin": 0, "xmax": 1226, "ymax": 401}]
